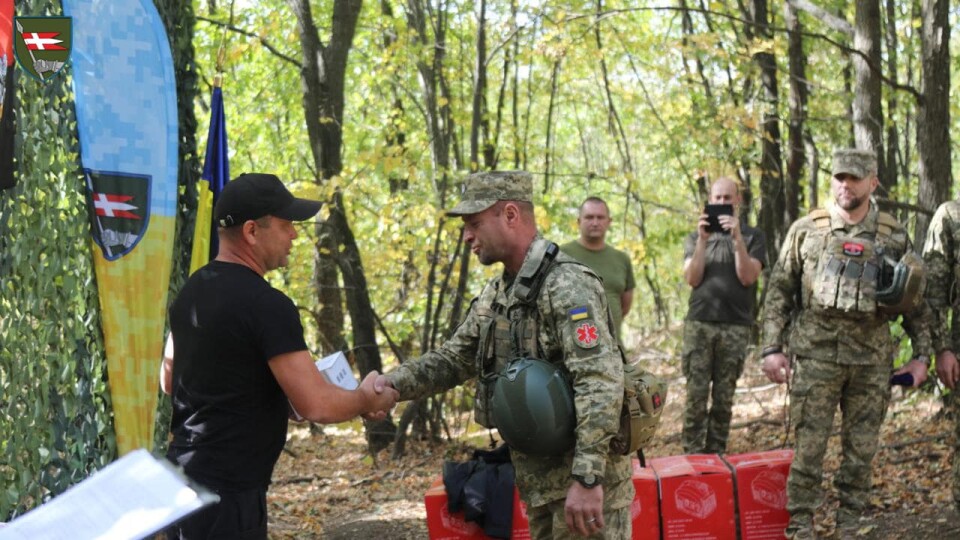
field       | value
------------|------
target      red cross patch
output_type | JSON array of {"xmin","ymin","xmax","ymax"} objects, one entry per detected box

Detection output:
[{"xmin": 575, "ymin": 322, "xmax": 599, "ymax": 348}]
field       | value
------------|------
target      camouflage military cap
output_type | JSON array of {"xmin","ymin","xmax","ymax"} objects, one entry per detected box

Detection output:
[
  {"xmin": 446, "ymin": 171, "xmax": 533, "ymax": 216},
  {"xmin": 832, "ymin": 148, "xmax": 877, "ymax": 179}
]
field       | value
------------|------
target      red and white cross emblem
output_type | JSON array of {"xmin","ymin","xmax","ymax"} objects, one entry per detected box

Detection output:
[
  {"xmin": 22, "ymin": 32, "xmax": 66, "ymax": 51},
  {"xmin": 93, "ymin": 193, "xmax": 141, "ymax": 220}
]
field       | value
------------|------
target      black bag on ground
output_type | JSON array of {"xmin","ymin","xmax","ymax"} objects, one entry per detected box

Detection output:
[{"xmin": 442, "ymin": 445, "xmax": 514, "ymax": 539}]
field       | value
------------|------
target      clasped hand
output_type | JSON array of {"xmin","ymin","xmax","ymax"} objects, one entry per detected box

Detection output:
[{"xmin": 359, "ymin": 371, "xmax": 400, "ymax": 421}]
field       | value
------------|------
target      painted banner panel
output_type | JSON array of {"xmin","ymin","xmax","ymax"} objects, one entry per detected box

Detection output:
[{"xmin": 62, "ymin": 0, "xmax": 178, "ymax": 454}]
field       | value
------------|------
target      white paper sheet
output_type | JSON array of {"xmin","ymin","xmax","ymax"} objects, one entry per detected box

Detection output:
[{"xmin": 0, "ymin": 449, "xmax": 218, "ymax": 540}]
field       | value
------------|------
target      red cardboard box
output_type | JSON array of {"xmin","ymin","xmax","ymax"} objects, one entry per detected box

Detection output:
[
  {"xmin": 630, "ymin": 459, "xmax": 660, "ymax": 539},
  {"xmin": 723, "ymin": 450, "xmax": 794, "ymax": 540},
  {"xmin": 650, "ymin": 454, "xmax": 736, "ymax": 540},
  {"xmin": 424, "ymin": 477, "xmax": 530, "ymax": 540}
]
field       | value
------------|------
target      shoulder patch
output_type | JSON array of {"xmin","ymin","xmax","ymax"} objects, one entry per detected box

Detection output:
[{"xmin": 572, "ymin": 320, "xmax": 600, "ymax": 349}]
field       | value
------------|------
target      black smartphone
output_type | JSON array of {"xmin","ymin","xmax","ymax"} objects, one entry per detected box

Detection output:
[
  {"xmin": 889, "ymin": 372, "xmax": 914, "ymax": 387},
  {"xmin": 705, "ymin": 204, "xmax": 734, "ymax": 234}
]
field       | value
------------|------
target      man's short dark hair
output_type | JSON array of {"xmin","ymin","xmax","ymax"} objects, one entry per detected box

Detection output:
[{"xmin": 579, "ymin": 197, "xmax": 610, "ymax": 216}]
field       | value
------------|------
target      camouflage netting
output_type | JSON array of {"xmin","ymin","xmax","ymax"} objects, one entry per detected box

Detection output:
[{"xmin": 0, "ymin": 2, "xmax": 114, "ymax": 522}]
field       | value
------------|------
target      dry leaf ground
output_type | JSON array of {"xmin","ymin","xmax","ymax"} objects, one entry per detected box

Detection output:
[{"xmin": 267, "ymin": 328, "xmax": 960, "ymax": 539}]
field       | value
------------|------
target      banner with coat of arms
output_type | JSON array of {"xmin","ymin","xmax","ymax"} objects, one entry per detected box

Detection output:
[{"xmin": 63, "ymin": 0, "xmax": 178, "ymax": 455}]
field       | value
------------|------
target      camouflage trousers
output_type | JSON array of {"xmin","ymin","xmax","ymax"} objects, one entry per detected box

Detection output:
[
  {"xmin": 786, "ymin": 357, "xmax": 890, "ymax": 527},
  {"xmin": 681, "ymin": 320, "xmax": 751, "ymax": 454},
  {"xmin": 526, "ymin": 478, "xmax": 633, "ymax": 540}
]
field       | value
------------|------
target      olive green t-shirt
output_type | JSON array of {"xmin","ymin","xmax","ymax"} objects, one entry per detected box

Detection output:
[
  {"xmin": 683, "ymin": 224, "xmax": 767, "ymax": 325},
  {"xmin": 559, "ymin": 241, "xmax": 635, "ymax": 337}
]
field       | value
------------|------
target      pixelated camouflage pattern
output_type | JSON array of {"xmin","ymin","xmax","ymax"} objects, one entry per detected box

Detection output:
[
  {"xmin": 680, "ymin": 320, "xmax": 751, "ymax": 454},
  {"xmin": 831, "ymin": 148, "xmax": 877, "ymax": 179},
  {"xmin": 810, "ymin": 234, "xmax": 879, "ymax": 316},
  {"xmin": 921, "ymin": 200, "xmax": 960, "ymax": 509},
  {"xmin": 526, "ymin": 484, "xmax": 633, "ymax": 539},
  {"xmin": 785, "ymin": 358, "xmax": 889, "ymax": 521},
  {"xmin": 446, "ymin": 170, "xmax": 533, "ymax": 216},
  {"xmin": 387, "ymin": 237, "xmax": 633, "ymax": 509},
  {"xmin": 761, "ymin": 203, "xmax": 935, "ymax": 365},
  {"xmin": 922, "ymin": 199, "xmax": 960, "ymax": 353}
]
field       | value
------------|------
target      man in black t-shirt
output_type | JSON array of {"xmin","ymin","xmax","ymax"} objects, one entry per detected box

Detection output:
[
  {"xmin": 681, "ymin": 177, "xmax": 766, "ymax": 454},
  {"xmin": 161, "ymin": 173, "xmax": 398, "ymax": 540}
]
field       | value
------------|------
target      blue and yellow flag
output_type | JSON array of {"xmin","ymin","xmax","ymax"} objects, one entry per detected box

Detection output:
[
  {"xmin": 190, "ymin": 83, "xmax": 229, "ymax": 274},
  {"xmin": 64, "ymin": 0, "xmax": 178, "ymax": 454}
]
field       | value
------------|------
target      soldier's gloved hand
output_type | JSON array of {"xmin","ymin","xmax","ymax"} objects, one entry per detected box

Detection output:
[
  {"xmin": 761, "ymin": 353, "xmax": 791, "ymax": 384},
  {"xmin": 936, "ymin": 350, "xmax": 960, "ymax": 390}
]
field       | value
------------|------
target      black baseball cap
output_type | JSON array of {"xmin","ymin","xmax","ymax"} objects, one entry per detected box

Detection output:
[{"xmin": 214, "ymin": 173, "xmax": 322, "ymax": 227}]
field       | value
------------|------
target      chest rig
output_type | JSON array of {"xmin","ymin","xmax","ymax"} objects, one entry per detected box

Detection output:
[
  {"xmin": 473, "ymin": 241, "xmax": 560, "ymax": 428},
  {"xmin": 807, "ymin": 208, "xmax": 900, "ymax": 318}
]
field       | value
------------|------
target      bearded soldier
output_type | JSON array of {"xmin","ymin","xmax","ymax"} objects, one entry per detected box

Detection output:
[{"xmin": 760, "ymin": 149, "xmax": 935, "ymax": 538}]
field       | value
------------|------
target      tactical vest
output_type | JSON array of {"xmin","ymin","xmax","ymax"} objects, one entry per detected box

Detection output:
[
  {"xmin": 474, "ymin": 241, "xmax": 561, "ymax": 428},
  {"xmin": 807, "ymin": 208, "xmax": 899, "ymax": 318}
]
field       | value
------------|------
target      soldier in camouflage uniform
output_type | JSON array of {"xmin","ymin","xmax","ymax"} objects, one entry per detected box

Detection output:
[
  {"xmin": 377, "ymin": 171, "xmax": 634, "ymax": 539},
  {"xmin": 921, "ymin": 200, "xmax": 960, "ymax": 510},
  {"xmin": 681, "ymin": 177, "xmax": 766, "ymax": 454},
  {"xmin": 761, "ymin": 149, "xmax": 935, "ymax": 539}
]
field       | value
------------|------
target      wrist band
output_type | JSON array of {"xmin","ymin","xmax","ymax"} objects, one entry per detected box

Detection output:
[{"xmin": 761, "ymin": 346, "xmax": 783, "ymax": 358}]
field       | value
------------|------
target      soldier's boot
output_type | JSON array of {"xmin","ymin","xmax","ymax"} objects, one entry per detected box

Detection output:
[{"xmin": 784, "ymin": 514, "xmax": 817, "ymax": 540}]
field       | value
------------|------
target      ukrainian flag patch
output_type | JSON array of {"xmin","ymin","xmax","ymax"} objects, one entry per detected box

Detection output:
[{"xmin": 568, "ymin": 306, "xmax": 590, "ymax": 321}]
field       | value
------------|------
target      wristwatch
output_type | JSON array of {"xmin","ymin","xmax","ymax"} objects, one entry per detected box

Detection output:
[
  {"xmin": 572, "ymin": 473, "xmax": 602, "ymax": 489},
  {"xmin": 913, "ymin": 354, "xmax": 931, "ymax": 366}
]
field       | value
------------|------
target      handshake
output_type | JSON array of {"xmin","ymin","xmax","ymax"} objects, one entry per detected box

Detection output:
[{"xmin": 357, "ymin": 371, "xmax": 400, "ymax": 421}]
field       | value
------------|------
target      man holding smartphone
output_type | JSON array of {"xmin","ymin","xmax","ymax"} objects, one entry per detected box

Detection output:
[{"xmin": 681, "ymin": 177, "xmax": 766, "ymax": 455}]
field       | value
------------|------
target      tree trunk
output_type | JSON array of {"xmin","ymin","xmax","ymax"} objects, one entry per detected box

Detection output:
[
  {"xmin": 882, "ymin": 0, "xmax": 900, "ymax": 200},
  {"xmin": 916, "ymin": 0, "xmax": 951, "ymax": 244},
  {"xmin": 381, "ymin": 0, "xmax": 409, "ymax": 194},
  {"xmin": 852, "ymin": 0, "xmax": 887, "ymax": 183},
  {"xmin": 543, "ymin": 58, "xmax": 562, "ymax": 193},
  {"xmin": 751, "ymin": 0, "xmax": 786, "ymax": 263},
  {"xmin": 288, "ymin": 0, "xmax": 396, "ymax": 448},
  {"xmin": 784, "ymin": 0, "xmax": 807, "ymax": 221},
  {"xmin": 391, "ymin": 0, "xmax": 466, "ymax": 452},
  {"xmin": 469, "ymin": 0, "xmax": 488, "ymax": 172}
]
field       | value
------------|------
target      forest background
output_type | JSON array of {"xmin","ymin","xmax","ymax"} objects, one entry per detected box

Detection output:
[{"xmin": 1, "ymin": 0, "xmax": 958, "ymax": 527}]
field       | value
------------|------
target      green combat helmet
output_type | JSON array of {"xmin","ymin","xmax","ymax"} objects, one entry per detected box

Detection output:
[
  {"xmin": 876, "ymin": 251, "xmax": 926, "ymax": 315},
  {"xmin": 491, "ymin": 357, "xmax": 576, "ymax": 457}
]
